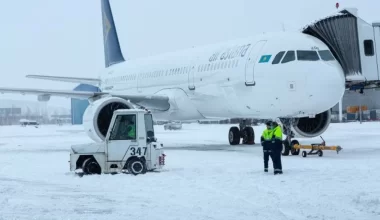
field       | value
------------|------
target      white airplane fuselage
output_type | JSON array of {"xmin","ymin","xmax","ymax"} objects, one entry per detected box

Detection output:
[{"xmin": 98, "ymin": 32, "xmax": 345, "ymax": 121}]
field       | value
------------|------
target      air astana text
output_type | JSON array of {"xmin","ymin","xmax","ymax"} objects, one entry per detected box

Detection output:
[{"xmin": 208, "ymin": 44, "xmax": 251, "ymax": 62}]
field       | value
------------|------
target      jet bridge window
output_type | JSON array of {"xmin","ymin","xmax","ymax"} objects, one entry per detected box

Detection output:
[
  {"xmin": 364, "ymin": 40, "xmax": 374, "ymax": 56},
  {"xmin": 281, "ymin": 51, "xmax": 295, "ymax": 63},
  {"xmin": 296, "ymin": 50, "xmax": 319, "ymax": 61},
  {"xmin": 272, "ymin": 51, "xmax": 285, "ymax": 64}
]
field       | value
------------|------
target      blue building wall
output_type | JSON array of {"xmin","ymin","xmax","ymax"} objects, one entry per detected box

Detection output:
[{"xmin": 71, "ymin": 84, "xmax": 101, "ymax": 125}]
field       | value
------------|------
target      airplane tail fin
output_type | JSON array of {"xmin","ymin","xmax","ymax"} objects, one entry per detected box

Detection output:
[{"xmin": 101, "ymin": 0, "xmax": 125, "ymax": 67}]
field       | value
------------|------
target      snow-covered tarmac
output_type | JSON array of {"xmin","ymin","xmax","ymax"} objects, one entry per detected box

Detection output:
[{"xmin": 0, "ymin": 122, "xmax": 379, "ymax": 220}]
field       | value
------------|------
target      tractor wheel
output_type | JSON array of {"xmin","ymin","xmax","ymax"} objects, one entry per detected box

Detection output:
[
  {"xmin": 82, "ymin": 157, "xmax": 101, "ymax": 175},
  {"xmin": 127, "ymin": 158, "xmax": 147, "ymax": 175}
]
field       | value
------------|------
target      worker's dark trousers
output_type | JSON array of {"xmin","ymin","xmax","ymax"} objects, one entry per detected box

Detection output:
[
  {"xmin": 272, "ymin": 149, "xmax": 282, "ymax": 173},
  {"xmin": 263, "ymin": 150, "xmax": 274, "ymax": 170}
]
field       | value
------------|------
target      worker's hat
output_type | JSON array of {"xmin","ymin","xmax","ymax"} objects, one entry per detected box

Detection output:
[{"xmin": 265, "ymin": 120, "xmax": 273, "ymax": 126}]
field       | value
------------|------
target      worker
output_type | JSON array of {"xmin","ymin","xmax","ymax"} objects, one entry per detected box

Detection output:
[
  {"xmin": 119, "ymin": 118, "xmax": 136, "ymax": 140},
  {"xmin": 126, "ymin": 119, "xmax": 136, "ymax": 139},
  {"xmin": 271, "ymin": 121, "xmax": 283, "ymax": 174},
  {"xmin": 261, "ymin": 120, "xmax": 275, "ymax": 172}
]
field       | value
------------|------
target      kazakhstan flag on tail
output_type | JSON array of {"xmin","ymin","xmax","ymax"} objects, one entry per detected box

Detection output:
[{"xmin": 259, "ymin": 55, "xmax": 272, "ymax": 63}]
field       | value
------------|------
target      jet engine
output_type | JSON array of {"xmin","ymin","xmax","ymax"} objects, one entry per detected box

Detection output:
[
  {"xmin": 83, "ymin": 97, "xmax": 136, "ymax": 142},
  {"xmin": 280, "ymin": 110, "xmax": 331, "ymax": 138}
]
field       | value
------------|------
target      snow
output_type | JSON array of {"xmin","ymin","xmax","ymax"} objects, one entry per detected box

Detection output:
[{"xmin": 0, "ymin": 122, "xmax": 380, "ymax": 219}]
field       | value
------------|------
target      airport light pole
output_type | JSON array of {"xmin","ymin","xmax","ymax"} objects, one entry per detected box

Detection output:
[
  {"xmin": 339, "ymin": 98, "xmax": 343, "ymax": 122},
  {"xmin": 359, "ymin": 88, "xmax": 364, "ymax": 124}
]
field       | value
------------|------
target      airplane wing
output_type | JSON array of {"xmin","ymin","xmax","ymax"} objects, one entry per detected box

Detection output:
[
  {"xmin": 0, "ymin": 87, "xmax": 170, "ymax": 111},
  {"xmin": 0, "ymin": 87, "xmax": 106, "ymax": 99},
  {"xmin": 26, "ymin": 75, "xmax": 101, "ymax": 86}
]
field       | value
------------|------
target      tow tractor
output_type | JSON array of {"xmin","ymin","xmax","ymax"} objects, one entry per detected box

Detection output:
[
  {"xmin": 290, "ymin": 136, "xmax": 343, "ymax": 158},
  {"xmin": 69, "ymin": 109, "xmax": 165, "ymax": 175}
]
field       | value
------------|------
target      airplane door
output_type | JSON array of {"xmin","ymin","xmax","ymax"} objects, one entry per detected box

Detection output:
[
  {"xmin": 188, "ymin": 65, "xmax": 195, "ymax": 90},
  {"xmin": 245, "ymin": 40, "xmax": 267, "ymax": 86}
]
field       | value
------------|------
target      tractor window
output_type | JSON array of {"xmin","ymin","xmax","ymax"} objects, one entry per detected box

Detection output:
[
  {"xmin": 109, "ymin": 114, "xmax": 136, "ymax": 140},
  {"xmin": 144, "ymin": 114, "xmax": 155, "ymax": 139}
]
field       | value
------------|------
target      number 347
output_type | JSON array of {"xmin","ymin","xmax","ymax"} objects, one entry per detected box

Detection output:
[{"xmin": 130, "ymin": 147, "xmax": 147, "ymax": 156}]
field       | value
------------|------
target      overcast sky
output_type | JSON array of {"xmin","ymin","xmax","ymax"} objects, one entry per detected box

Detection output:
[{"xmin": 0, "ymin": 0, "xmax": 377, "ymax": 107}]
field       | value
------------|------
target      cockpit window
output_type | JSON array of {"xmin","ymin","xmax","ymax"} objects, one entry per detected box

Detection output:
[
  {"xmin": 281, "ymin": 51, "xmax": 295, "ymax": 63},
  {"xmin": 318, "ymin": 50, "xmax": 335, "ymax": 61},
  {"xmin": 272, "ymin": 51, "xmax": 285, "ymax": 64},
  {"xmin": 296, "ymin": 50, "xmax": 319, "ymax": 61}
]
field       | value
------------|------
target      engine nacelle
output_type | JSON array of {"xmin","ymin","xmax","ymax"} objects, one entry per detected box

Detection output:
[
  {"xmin": 83, "ymin": 97, "xmax": 135, "ymax": 142},
  {"xmin": 280, "ymin": 110, "xmax": 331, "ymax": 138}
]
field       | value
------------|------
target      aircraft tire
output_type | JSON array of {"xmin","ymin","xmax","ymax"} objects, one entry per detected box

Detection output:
[
  {"xmin": 229, "ymin": 127, "xmax": 240, "ymax": 145},
  {"xmin": 282, "ymin": 141, "xmax": 290, "ymax": 156},
  {"xmin": 242, "ymin": 127, "xmax": 255, "ymax": 145},
  {"xmin": 290, "ymin": 140, "xmax": 300, "ymax": 155}
]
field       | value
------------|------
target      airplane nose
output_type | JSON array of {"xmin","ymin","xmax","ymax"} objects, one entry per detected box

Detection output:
[{"xmin": 305, "ymin": 62, "xmax": 345, "ymax": 113}]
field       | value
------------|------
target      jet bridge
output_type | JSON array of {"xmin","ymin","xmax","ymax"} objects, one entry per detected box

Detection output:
[{"xmin": 301, "ymin": 8, "xmax": 380, "ymax": 90}]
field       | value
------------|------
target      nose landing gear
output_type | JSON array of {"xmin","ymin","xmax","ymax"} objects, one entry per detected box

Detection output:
[{"xmin": 280, "ymin": 118, "xmax": 300, "ymax": 156}]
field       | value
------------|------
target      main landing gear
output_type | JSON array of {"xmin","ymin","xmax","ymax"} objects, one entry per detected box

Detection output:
[
  {"xmin": 228, "ymin": 119, "xmax": 255, "ymax": 145},
  {"xmin": 280, "ymin": 118, "xmax": 300, "ymax": 156}
]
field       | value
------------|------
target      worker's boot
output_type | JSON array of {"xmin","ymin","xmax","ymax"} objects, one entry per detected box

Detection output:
[
  {"xmin": 274, "ymin": 170, "xmax": 283, "ymax": 175},
  {"xmin": 264, "ymin": 168, "xmax": 268, "ymax": 172}
]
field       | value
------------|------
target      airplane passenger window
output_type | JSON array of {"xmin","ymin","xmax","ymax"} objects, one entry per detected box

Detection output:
[
  {"xmin": 281, "ymin": 51, "xmax": 295, "ymax": 63},
  {"xmin": 296, "ymin": 50, "xmax": 319, "ymax": 61},
  {"xmin": 272, "ymin": 51, "xmax": 285, "ymax": 64}
]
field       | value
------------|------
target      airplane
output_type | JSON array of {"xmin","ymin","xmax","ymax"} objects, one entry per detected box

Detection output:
[{"xmin": 0, "ymin": 0, "xmax": 345, "ymax": 154}]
